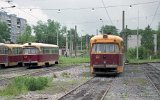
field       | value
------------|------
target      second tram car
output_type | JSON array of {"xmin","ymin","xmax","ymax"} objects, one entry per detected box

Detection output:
[
  {"xmin": 90, "ymin": 34, "xmax": 124, "ymax": 74},
  {"xmin": 23, "ymin": 43, "xmax": 59, "ymax": 67},
  {"xmin": 0, "ymin": 43, "xmax": 23, "ymax": 67}
]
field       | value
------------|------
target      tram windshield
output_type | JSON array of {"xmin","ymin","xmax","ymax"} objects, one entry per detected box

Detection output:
[
  {"xmin": 92, "ymin": 43, "xmax": 119, "ymax": 53},
  {"xmin": 23, "ymin": 47, "xmax": 39, "ymax": 54}
]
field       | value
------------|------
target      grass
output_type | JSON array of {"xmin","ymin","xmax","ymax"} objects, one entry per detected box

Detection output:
[
  {"xmin": 59, "ymin": 56, "xmax": 90, "ymax": 65},
  {"xmin": 0, "ymin": 76, "xmax": 52, "ymax": 96},
  {"xmin": 38, "ymin": 78, "xmax": 88, "ymax": 94},
  {"xmin": 60, "ymin": 72, "xmax": 71, "ymax": 78},
  {"xmin": 128, "ymin": 59, "xmax": 160, "ymax": 64}
]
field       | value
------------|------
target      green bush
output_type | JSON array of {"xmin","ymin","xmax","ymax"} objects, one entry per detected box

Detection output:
[
  {"xmin": 126, "ymin": 48, "xmax": 136, "ymax": 59},
  {"xmin": 0, "ymin": 76, "xmax": 52, "ymax": 96},
  {"xmin": 126, "ymin": 46, "xmax": 149, "ymax": 59}
]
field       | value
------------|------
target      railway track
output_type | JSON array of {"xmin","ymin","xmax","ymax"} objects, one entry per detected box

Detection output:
[
  {"xmin": 0, "ymin": 64, "xmax": 88, "ymax": 86},
  {"xmin": 0, "ymin": 67, "xmax": 26, "ymax": 75},
  {"xmin": 58, "ymin": 76, "xmax": 115, "ymax": 100},
  {"xmin": 0, "ymin": 68, "xmax": 52, "ymax": 86},
  {"xmin": 143, "ymin": 63, "xmax": 160, "ymax": 96}
]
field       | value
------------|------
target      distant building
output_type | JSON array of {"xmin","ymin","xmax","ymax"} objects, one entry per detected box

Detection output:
[
  {"xmin": 0, "ymin": 12, "xmax": 27, "ymax": 43},
  {"xmin": 127, "ymin": 35, "xmax": 142, "ymax": 48}
]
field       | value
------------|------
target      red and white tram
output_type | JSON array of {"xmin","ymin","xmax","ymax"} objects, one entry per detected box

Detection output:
[
  {"xmin": 23, "ymin": 43, "xmax": 59, "ymax": 67},
  {"xmin": 0, "ymin": 43, "xmax": 23, "ymax": 68}
]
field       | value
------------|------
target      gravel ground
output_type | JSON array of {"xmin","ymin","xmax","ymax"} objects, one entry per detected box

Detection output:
[
  {"xmin": 148, "ymin": 63, "xmax": 160, "ymax": 71},
  {"xmin": 104, "ymin": 64, "xmax": 160, "ymax": 100},
  {"xmin": 143, "ymin": 63, "xmax": 160, "ymax": 94},
  {"xmin": 1, "ymin": 63, "xmax": 160, "ymax": 100}
]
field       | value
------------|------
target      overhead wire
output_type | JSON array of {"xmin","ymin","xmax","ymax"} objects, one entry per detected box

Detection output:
[
  {"xmin": 1, "ymin": 0, "xmax": 160, "ymax": 27},
  {"xmin": 149, "ymin": 0, "xmax": 160, "ymax": 26},
  {"xmin": 101, "ymin": 0, "xmax": 113, "ymax": 25},
  {"xmin": 12, "ymin": 1, "xmax": 159, "ymax": 11},
  {"xmin": 7, "ymin": 1, "xmax": 40, "ymax": 21}
]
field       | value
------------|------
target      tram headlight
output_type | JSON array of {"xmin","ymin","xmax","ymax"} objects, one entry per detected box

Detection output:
[{"xmin": 96, "ymin": 55, "xmax": 100, "ymax": 59}]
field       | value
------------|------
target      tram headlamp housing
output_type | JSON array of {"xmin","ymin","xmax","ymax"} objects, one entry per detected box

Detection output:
[{"xmin": 103, "ymin": 34, "xmax": 108, "ymax": 38}]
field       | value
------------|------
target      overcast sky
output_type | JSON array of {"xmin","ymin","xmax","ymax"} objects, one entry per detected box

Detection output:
[{"xmin": 0, "ymin": 0, "xmax": 160, "ymax": 35}]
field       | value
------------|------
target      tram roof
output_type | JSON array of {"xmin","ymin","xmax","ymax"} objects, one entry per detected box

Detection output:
[
  {"xmin": 90, "ymin": 34, "xmax": 123, "ymax": 42},
  {"xmin": 0, "ymin": 44, "xmax": 23, "ymax": 48},
  {"xmin": 23, "ymin": 43, "xmax": 58, "ymax": 48}
]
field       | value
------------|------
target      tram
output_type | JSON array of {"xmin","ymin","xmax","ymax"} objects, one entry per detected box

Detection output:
[
  {"xmin": 0, "ymin": 43, "xmax": 23, "ymax": 67},
  {"xmin": 23, "ymin": 43, "xmax": 59, "ymax": 67},
  {"xmin": 90, "ymin": 34, "xmax": 124, "ymax": 74}
]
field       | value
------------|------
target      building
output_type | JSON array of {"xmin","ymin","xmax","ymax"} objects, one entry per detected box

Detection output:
[
  {"xmin": 127, "ymin": 35, "xmax": 142, "ymax": 48},
  {"xmin": 0, "ymin": 12, "xmax": 27, "ymax": 43}
]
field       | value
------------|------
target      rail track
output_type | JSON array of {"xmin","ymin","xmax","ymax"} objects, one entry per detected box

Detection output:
[
  {"xmin": 0, "ymin": 64, "xmax": 88, "ymax": 86},
  {"xmin": 0, "ymin": 68, "xmax": 52, "ymax": 86},
  {"xmin": 58, "ymin": 76, "xmax": 116, "ymax": 100},
  {"xmin": 143, "ymin": 63, "xmax": 160, "ymax": 96},
  {"xmin": 0, "ymin": 67, "xmax": 26, "ymax": 75}
]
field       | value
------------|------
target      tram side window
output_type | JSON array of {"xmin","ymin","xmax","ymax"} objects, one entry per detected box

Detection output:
[
  {"xmin": 42, "ymin": 47, "xmax": 51, "ymax": 54},
  {"xmin": 12, "ymin": 48, "xmax": 21, "ymax": 54},
  {"xmin": 92, "ymin": 43, "xmax": 119, "ymax": 53},
  {"xmin": 42, "ymin": 47, "xmax": 58, "ymax": 54},
  {"xmin": 0, "ymin": 47, "xmax": 8, "ymax": 54}
]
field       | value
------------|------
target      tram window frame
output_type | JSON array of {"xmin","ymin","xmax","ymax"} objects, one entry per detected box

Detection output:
[
  {"xmin": 0, "ymin": 47, "xmax": 9, "ymax": 54},
  {"xmin": 92, "ymin": 43, "xmax": 120, "ymax": 53},
  {"xmin": 23, "ymin": 47, "xmax": 39, "ymax": 54},
  {"xmin": 12, "ymin": 47, "xmax": 22, "ymax": 55},
  {"xmin": 41, "ymin": 47, "xmax": 58, "ymax": 54}
]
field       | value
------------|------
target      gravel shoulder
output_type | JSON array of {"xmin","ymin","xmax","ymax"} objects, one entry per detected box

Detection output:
[
  {"xmin": 105, "ymin": 64, "xmax": 160, "ymax": 100},
  {"xmin": 1, "ymin": 63, "xmax": 160, "ymax": 100}
]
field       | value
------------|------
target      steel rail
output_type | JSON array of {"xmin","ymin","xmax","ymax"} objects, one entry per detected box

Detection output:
[
  {"xmin": 144, "ymin": 64, "xmax": 160, "ymax": 96},
  {"xmin": 58, "ymin": 77, "xmax": 95, "ymax": 100},
  {"xmin": 100, "ymin": 79, "xmax": 114, "ymax": 100}
]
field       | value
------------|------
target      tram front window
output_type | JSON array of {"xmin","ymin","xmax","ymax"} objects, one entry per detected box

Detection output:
[
  {"xmin": 92, "ymin": 43, "xmax": 119, "ymax": 53},
  {"xmin": 23, "ymin": 47, "xmax": 39, "ymax": 54}
]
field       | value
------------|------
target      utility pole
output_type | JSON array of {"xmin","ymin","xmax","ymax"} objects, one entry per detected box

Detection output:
[
  {"xmin": 100, "ymin": 18, "xmax": 104, "ymax": 34},
  {"xmin": 57, "ymin": 29, "xmax": 59, "ymax": 46},
  {"xmin": 66, "ymin": 31, "xmax": 68, "ymax": 57},
  {"xmin": 122, "ymin": 11, "xmax": 125, "ymax": 40},
  {"xmin": 96, "ymin": 29, "xmax": 99, "ymax": 35},
  {"xmin": 125, "ymin": 25, "xmax": 128, "ymax": 52},
  {"xmin": 69, "ymin": 30, "xmax": 72, "ymax": 57},
  {"xmin": 81, "ymin": 34, "xmax": 82, "ymax": 51},
  {"xmin": 136, "ymin": 9, "xmax": 139, "ymax": 59},
  {"xmin": 74, "ymin": 25, "xmax": 77, "ymax": 57},
  {"xmin": 154, "ymin": 34, "xmax": 157, "ymax": 55},
  {"xmin": 86, "ymin": 34, "xmax": 89, "ymax": 51}
]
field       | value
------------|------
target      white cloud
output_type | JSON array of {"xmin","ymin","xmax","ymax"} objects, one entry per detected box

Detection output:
[
  {"xmin": 0, "ymin": 1, "xmax": 48, "ymax": 25},
  {"xmin": 1, "ymin": 0, "xmax": 160, "ymax": 35}
]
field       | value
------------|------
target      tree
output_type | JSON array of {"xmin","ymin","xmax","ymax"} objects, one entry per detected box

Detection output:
[
  {"xmin": 17, "ymin": 25, "xmax": 35, "ymax": 44},
  {"xmin": 0, "ymin": 21, "xmax": 10, "ymax": 42},
  {"xmin": 100, "ymin": 25, "xmax": 118, "ymax": 35},
  {"xmin": 141, "ymin": 25, "xmax": 154, "ymax": 55},
  {"xmin": 33, "ymin": 20, "xmax": 63, "ymax": 46},
  {"xmin": 33, "ymin": 21, "xmax": 48, "ymax": 43},
  {"xmin": 59, "ymin": 26, "xmax": 67, "ymax": 47},
  {"xmin": 157, "ymin": 22, "xmax": 160, "ymax": 56}
]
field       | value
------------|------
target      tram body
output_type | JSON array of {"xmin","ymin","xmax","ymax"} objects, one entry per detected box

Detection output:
[
  {"xmin": 23, "ymin": 43, "xmax": 59, "ymax": 67},
  {"xmin": 90, "ymin": 34, "xmax": 124, "ymax": 74},
  {"xmin": 0, "ymin": 43, "xmax": 23, "ymax": 67}
]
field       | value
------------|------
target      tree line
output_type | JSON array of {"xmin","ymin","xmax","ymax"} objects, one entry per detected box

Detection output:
[{"xmin": 0, "ymin": 19, "xmax": 160, "ymax": 59}]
